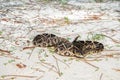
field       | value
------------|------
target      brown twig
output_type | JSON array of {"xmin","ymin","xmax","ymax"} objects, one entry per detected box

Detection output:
[
  {"xmin": 87, "ymin": 28, "xmax": 109, "ymax": 34},
  {"xmin": 37, "ymin": 60, "xmax": 59, "ymax": 74},
  {"xmin": 52, "ymin": 55, "xmax": 69, "ymax": 68},
  {"xmin": 86, "ymin": 50, "xmax": 120, "ymax": 59},
  {"xmin": 0, "ymin": 55, "xmax": 21, "ymax": 60},
  {"xmin": 23, "ymin": 46, "xmax": 35, "ymax": 50},
  {"xmin": 2, "ymin": 75, "xmax": 37, "ymax": 78},
  {"xmin": 0, "ymin": 49, "xmax": 11, "ymax": 55},
  {"xmin": 99, "ymin": 50, "xmax": 120, "ymax": 58},
  {"xmin": 112, "ymin": 68, "xmax": 120, "ymax": 72},
  {"xmin": 53, "ymin": 55, "xmax": 62, "ymax": 76},
  {"xmin": 104, "ymin": 50, "xmax": 120, "ymax": 51},
  {"xmin": 102, "ymin": 34, "xmax": 120, "ymax": 44},
  {"xmin": 39, "ymin": 62, "xmax": 58, "ymax": 73},
  {"xmin": 80, "ymin": 58, "xmax": 102, "ymax": 61},
  {"xmin": 102, "ymin": 54, "xmax": 120, "ymax": 58},
  {"xmin": 82, "ymin": 58, "xmax": 99, "ymax": 69},
  {"xmin": 23, "ymin": 46, "xmax": 35, "ymax": 59},
  {"xmin": 86, "ymin": 53, "xmax": 120, "ymax": 60}
]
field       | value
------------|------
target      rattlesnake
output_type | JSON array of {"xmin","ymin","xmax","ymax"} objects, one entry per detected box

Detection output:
[
  {"xmin": 33, "ymin": 33, "xmax": 104, "ymax": 58},
  {"xmin": 72, "ymin": 36, "xmax": 104, "ymax": 56}
]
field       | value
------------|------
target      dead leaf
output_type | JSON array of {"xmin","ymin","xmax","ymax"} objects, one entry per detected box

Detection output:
[{"xmin": 16, "ymin": 63, "xmax": 26, "ymax": 69}]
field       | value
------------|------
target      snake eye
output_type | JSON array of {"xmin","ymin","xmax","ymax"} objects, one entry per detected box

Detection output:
[{"xmin": 95, "ymin": 43, "xmax": 104, "ymax": 51}]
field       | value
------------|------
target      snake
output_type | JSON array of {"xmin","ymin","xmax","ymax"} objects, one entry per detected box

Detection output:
[
  {"xmin": 32, "ymin": 33, "xmax": 104, "ymax": 58},
  {"xmin": 72, "ymin": 36, "xmax": 104, "ymax": 56}
]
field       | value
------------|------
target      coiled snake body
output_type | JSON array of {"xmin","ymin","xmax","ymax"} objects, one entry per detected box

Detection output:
[{"xmin": 33, "ymin": 33, "xmax": 104, "ymax": 58}]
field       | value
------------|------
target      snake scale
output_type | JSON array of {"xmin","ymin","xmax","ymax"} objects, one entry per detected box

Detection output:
[{"xmin": 33, "ymin": 33, "xmax": 104, "ymax": 58}]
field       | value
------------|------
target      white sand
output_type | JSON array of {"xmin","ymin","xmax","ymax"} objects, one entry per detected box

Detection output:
[{"xmin": 0, "ymin": 1, "xmax": 120, "ymax": 80}]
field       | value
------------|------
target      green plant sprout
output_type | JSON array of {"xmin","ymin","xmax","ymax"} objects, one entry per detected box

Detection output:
[
  {"xmin": 48, "ymin": 47, "xmax": 55, "ymax": 54},
  {"xmin": 0, "ymin": 31, "xmax": 2, "ymax": 35},
  {"xmin": 3, "ymin": 59, "xmax": 15, "ymax": 65},
  {"xmin": 64, "ymin": 16, "xmax": 70, "ymax": 24},
  {"xmin": 87, "ymin": 33, "xmax": 105, "ymax": 41}
]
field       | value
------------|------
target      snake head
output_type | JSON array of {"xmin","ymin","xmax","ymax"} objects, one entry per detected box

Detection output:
[{"xmin": 94, "ymin": 42, "xmax": 104, "ymax": 51}]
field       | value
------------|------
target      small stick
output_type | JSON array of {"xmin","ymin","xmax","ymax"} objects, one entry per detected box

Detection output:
[
  {"xmin": 23, "ymin": 46, "xmax": 35, "ymax": 59},
  {"xmin": 99, "ymin": 53, "xmax": 120, "ymax": 58},
  {"xmin": 53, "ymin": 56, "xmax": 61, "ymax": 76},
  {"xmin": 41, "ymin": 61, "xmax": 58, "ymax": 71},
  {"xmin": 112, "ymin": 68, "xmax": 120, "ymax": 72},
  {"xmin": 80, "ymin": 58, "xmax": 102, "ymax": 61},
  {"xmin": 28, "ymin": 48, "xmax": 34, "ymax": 59},
  {"xmin": 40, "ymin": 62, "xmax": 57, "ymax": 73},
  {"xmin": 82, "ymin": 59, "xmax": 99, "ymax": 69},
  {"xmin": 39, "ymin": 60, "xmax": 62, "ymax": 76},
  {"xmin": 99, "ymin": 73, "xmax": 103, "ymax": 80},
  {"xmin": 52, "ymin": 55, "xmax": 69, "ymax": 68},
  {"xmin": 37, "ymin": 61, "xmax": 58, "ymax": 73},
  {"xmin": 0, "ymin": 49, "xmax": 11, "ymax": 55},
  {"xmin": 2, "ymin": 75, "xmax": 37, "ymax": 78},
  {"xmin": 0, "ymin": 55, "xmax": 21, "ymax": 60},
  {"xmin": 103, "ymin": 49, "xmax": 120, "ymax": 51},
  {"xmin": 36, "ymin": 75, "xmax": 44, "ymax": 80},
  {"xmin": 0, "ymin": 77, "xmax": 16, "ymax": 80},
  {"xmin": 102, "ymin": 34, "xmax": 120, "ymax": 44},
  {"xmin": 23, "ymin": 46, "xmax": 35, "ymax": 50}
]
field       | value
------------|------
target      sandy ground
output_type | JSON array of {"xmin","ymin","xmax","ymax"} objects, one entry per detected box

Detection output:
[{"xmin": 0, "ymin": 1, "xmax": 120, "ymax": 80}]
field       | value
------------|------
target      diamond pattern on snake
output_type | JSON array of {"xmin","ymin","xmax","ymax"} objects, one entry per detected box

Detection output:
[{"xmin": 33, "ymin": 33, "xmax": 104, "ymax": 58}]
